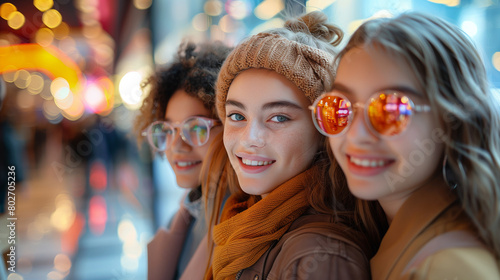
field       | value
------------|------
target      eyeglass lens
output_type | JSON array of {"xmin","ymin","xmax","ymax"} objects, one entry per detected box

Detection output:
[
  {"xmin": 312, "ymin": 93, "xmax": 414, "ymax": 137},
  {"xmin": 149, "ymin": 118, "xmax": 211, "ymax": 151}
]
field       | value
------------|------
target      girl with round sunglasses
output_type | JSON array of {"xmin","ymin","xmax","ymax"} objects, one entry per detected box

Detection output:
[
  {"xmin": 134, "ymin": 41, "xmax": 232, "ymax": 280},
  {"xmin": 202, "ymin": 11, "xmax": 377, "ymax": 280},
  {"xmin": 311, "ymin": 12, "xmax": 500, "ymax": 279}
]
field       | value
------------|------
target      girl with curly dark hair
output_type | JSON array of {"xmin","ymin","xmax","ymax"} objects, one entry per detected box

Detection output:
[{"xmin": 134, "ymin": 40, "xmax": 232, "ymax": 280}]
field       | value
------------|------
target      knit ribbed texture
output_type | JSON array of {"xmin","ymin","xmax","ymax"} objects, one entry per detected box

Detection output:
[
  {"xmin": 204, "ymin": 165, "xmax": 321, "ymax": 280},
  {"xmin": 216, "ymin": 33, "xmax": 335, "ymax": 122}
]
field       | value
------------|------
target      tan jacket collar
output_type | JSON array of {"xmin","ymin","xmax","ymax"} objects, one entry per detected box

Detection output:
[{"xmin": 371, "ymin": 175, "xmax": 457, "ymax": 279}]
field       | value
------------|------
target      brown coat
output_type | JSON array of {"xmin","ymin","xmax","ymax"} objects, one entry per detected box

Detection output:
[
  {"xmin": 371, "ymin": 176, "xmax": 500, "ymax": 280},
  {"xmin": 236, "ymin": 211, "xmax": 370, "ymax": 280}
]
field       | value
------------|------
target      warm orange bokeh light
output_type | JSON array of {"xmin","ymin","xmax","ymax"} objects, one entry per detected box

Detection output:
[
  {"xmin": 0, "ymin": 44, "xmax": 83, "ymax": 92},
  {"xmin": 0, "ymin": 3, "xmax": 17, "ymax": 20}
]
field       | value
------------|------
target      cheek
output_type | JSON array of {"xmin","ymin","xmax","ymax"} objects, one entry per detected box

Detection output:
[
  {"xmin": 328, "ymin": 136, "xmax": 344, "ymax": 163},
  {"xmin": 392, "ymin": 121, "xmax": 445, "ymax": 177},
  {"xmin": 223, "ymin": 126, "xmax": 238, "ymax": 152},
  {"xmin": 165, "ymin": 148, "xmax": 175, "ymax": 165},
  {"xmin": 285, "ymin": 125, "xmax": 321, "ymax": 161},
  {"xmin": 192, "ymin": 145, "xmax": 210, "ymax": 160}
]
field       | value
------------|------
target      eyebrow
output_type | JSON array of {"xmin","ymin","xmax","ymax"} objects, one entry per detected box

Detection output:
[
  {"xmin": 225, "ymin": 99, "xmax": 245, "ymax": 110},
  {"xmin": 225, "ymin": 99, "xmax": 303, "ymax": 111},
  {"xmin": 332, "ymin": 82, "xmax": 421, "ymax": 97},
  {"xmin": 164, "ymin": 114, "xmax": 209, "ymax": 122}
]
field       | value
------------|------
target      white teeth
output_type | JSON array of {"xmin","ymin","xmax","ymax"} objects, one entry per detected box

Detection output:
[
  {"xmin": 177, "ymin": 161, "xmax": 199, "ymax": 167},
  {"xmin": 350, "ymin": 157, "xmax": 387, "ymax": 167},
  {"xmin": 242, "ymin": 158, "xmax": 273, "ymax": 166}
]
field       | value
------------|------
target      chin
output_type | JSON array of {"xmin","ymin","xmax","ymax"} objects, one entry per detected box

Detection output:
[{"xmin": 176, "ymin": 179, "xmax": 200, "ymax": 190}]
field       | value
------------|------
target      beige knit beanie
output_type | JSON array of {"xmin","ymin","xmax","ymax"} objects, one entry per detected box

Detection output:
[{"xmin": 215, "ymin": 32, "xmax": 335, "ymax": 122}]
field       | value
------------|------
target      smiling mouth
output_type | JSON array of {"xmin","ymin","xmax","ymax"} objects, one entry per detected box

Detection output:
[
  {"xmin": 348, "ymin": 156, "xmax": 393, "ymax": 167},
  {"xmin": 241, "ymin": 158, "xmax": 275, "ymax": 166},
  {"xmin": 176, "ymin": 161, "xmax": 201, "ymax": 167}
]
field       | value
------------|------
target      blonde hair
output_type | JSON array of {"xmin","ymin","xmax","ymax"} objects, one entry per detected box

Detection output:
[{"xmin": 337, "ymin": 12, "xmax": 500, "ymax": 257}]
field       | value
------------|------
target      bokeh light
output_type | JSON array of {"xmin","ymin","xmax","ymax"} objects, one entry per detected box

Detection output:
[
  {"xmin": 118, "ymin": 219, "xmax": 137, "ymax": 241},
  {"xmin": 133, "ymin": 0, "xmax": 152, "ymax": 10},
  {"xmin": 54, "ymin": 254, "xmax": 72, "ymax": 273},
  {"xmin": 226, "ymin": 0, "xmax": 250, "ymax": 20},
  {"xmin": 54, "ymin": 91, "xmax": 73, "ymax": 110},
  {"xmin": 192, "ymin": 13, "xmax": 210, "ymax": 32},
  {"xmin": 7, "ymin": 11, "xmax": 25, "ymax": 30},
  {"xmin": 204, "ymin": 0, "xmax": 223, "ymax": 16},
  {"xmin": 254, "ymin": 0, "xmax": 283, "ymax": 20},
  {"xmin": 47, "ymin": 270, "xmax": 65, "ymax": 280},
  {"xmin": 34, "ymin": 0, "xmax": 54, "ymax": 12},
  {"xmin": 61, "ymin": 97, "xmax": 85, "ymax": 121},
  {"xmin": 119, "ymin": 71, "xmax": 143, "ymax": 108},
  {"xmin": 84, "ymin": 82, "xmax": 107, "ymax": 114},
  {"xmin": 461, "ymin": 20, "xmax": 477, "ymax": 37},
  {"xmin": 219, "ymin": 15, "xmax": 239, "ymax": 33},
  {"xmin": 43, "ymin": 9, "xmax": 63, "ymax": 28},
  {"xmin": 88, "ymin": 195, "xmax": 107, "ymax": 235},
  {"xmin": 50, "ymin": 194, "xmax": 76, "ymax": 232},
  {"xmin": 0, "ymin": 3, "xmax": 17, "ymax": 20},
  {"xmin": 0, "ymin": 44, "xmax": 83, "ymax": 92},
  {"xmin": 43, "ymin": 99, "xmax": 62, "ymax": 123},
  {"xmin": 2, "ymin": 66, "xmax": 17, "ymax": 83},
  {"xmin": 306, "ymin": 0, "xmax": 336, "ymax": 12},
  {"xmin": 35, "ymin": 27, "xmax": 55, "ymax": 46},
  {"xmin": 493, "ymin": 52, "xmax": 500, "ymax": 72},
  {"xmin": 52, "ymin": 22, "xmax": 70, "ymax": 40},
  {"xmin": 427, "ymin": 0, "xmax": 460, "ymax": 6},
  {"xmin": 28, "ymin": 72, "xmax": 45, "ymax": 94},
  {"xmin": 50, "ymin": 77, "xmax": 70, "ymax": 99},
  {"xmin": 6, "ymin": 273, "xmax": 23, "ymax": 280},
  {"xmin": 13, "ymin": 69, "xmax": 31, "ymax": 89}
]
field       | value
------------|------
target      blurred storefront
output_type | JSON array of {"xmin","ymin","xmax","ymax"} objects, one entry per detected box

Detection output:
[{"xmin": 0, "ymin": 0, "xmax": 498, "ymax": 279}]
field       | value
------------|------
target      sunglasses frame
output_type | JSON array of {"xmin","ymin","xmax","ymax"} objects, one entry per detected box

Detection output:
[
  {"xmin": 309, "ymin": 91, "xmax": 431, "ymax": 138},
  {"xmin": 142, "ymin": 116, "xmax": 221, "ymax": 152}
]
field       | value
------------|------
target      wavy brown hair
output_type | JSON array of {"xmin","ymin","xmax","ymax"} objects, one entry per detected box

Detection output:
[{"xmin": 335, "ymin": 12, "xmax": 500, "ymax": 258}]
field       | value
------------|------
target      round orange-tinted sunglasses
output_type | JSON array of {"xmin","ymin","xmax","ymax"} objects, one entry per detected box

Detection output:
[{"xmin": 309, "ymin": 91, "xmax": 431, "ymax": 137}]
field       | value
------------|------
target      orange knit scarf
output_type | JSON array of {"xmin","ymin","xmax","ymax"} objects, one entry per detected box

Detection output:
[{"xmin": 205, "ymin": 165, "xmax": 319, "ymax": 280}]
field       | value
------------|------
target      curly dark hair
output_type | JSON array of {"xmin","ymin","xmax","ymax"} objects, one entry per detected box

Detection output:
[{"xmin": 134, "ymin": 41, "xmax": 233, "ymax": 144}]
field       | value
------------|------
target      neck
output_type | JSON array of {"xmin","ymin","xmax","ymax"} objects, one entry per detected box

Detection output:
[{"xmin": 380, "ymin": 173, "xmax": 444, "ymax": 224}]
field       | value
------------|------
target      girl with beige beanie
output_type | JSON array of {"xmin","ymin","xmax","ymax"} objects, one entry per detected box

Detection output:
[{"xmin": 201, "ymin": 11, "xmax": 376, "ymax": 280}]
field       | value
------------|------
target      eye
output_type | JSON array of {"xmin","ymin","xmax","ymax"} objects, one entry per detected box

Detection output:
[
  {"xmin": 270, "ymin": 115, "xmax": 289, "ymax": 123},
  {"xmin": 228, "ymin": 113, "xmax": 245, "ymax": 121}
]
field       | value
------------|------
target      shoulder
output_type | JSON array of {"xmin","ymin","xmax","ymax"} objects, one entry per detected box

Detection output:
[
  {"xmin": 405, "ymin": 247, "xmax": 500, "ymax": 280},
  {"xmin": 268, "ymin": 224, "xmax": 370, "ymax": 280}
]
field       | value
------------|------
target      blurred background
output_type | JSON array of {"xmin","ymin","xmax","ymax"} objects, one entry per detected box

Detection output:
[{"xmin": 0, "ymin": 0, "xmax": 498, "ymax": 279}]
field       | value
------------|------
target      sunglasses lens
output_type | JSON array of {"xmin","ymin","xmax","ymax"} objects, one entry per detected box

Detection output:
[
  {"xmin": 150, "ymin": 123, "xmax": 174, "ymax": 151},
  {"xmin": 312, "ymin": 95, "xmax": 352, "ymax": 136},
  {"xmin": 182, "ymin": 118, "xmax": 209, "ymax": 146},
  {"xmin": 368, "ymin": 93, "xmax": 413, "ymax": 136}
]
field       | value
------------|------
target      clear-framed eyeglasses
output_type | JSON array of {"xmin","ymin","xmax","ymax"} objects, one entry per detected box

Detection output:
[{"xmin": 142, "ymin": 116, "xmax": 221, "ymax": 152}]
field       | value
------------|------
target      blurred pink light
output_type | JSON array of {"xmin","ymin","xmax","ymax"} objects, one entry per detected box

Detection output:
[{"xmin": 89, "ymin": 195, "xmax": 107, "ymax": 236}]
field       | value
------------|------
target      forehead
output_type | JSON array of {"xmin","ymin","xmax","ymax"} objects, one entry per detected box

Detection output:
[
  {"xmin": 226, "ymin": 68, "xmax": 309, "ymax": 108},
  {"xmin": 165, "ymin": 89, "xmax": 210, "ymax": 121},
  {"xmin": 338, "ymin": 47, "xmax": 418, "ymax": 92}
]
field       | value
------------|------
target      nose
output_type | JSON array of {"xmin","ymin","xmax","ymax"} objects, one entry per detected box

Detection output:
[
  {"xmin": 169, "ymin": 128, "xmax": 192, "ymax": 153},
  {"xmin": 346, "ymin": 110, "xmax": 378, "ymax": 145},
  {"xmin": 240, "ymin": 119, "xmax": 266, "ymax": 148}
]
